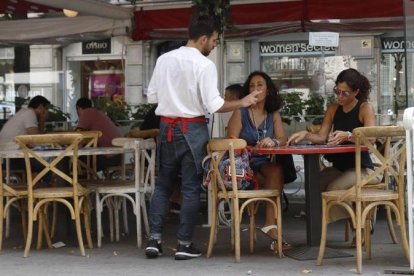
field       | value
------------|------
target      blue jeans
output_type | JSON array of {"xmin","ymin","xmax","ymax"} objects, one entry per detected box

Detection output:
[{"xmin": 149, "ymin": 119, "xmax": 208, "ymax": 242}]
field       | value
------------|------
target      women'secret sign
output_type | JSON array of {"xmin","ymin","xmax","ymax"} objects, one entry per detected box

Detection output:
[
  {"xmin": 260, "ymin": 41, "xmax": 335, "ymax": 56},
  {"xmin": 90, "ymin": 70, "xmax": 124, "ymax": 99}
]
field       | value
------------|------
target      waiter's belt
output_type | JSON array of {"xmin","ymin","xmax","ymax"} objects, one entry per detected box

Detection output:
[{"xmin": 161, "ymin": 116, "xmax": 207, "ymax": 142}]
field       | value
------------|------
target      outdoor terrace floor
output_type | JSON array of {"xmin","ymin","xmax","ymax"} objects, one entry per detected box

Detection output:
[{"xmin": 0, "ymin": 199, "xmax": 410, "ymax": 275}]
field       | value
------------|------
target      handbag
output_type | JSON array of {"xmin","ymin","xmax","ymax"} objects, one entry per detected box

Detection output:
[
  {"xmin": 273, "ymin": 154, "xmax": 298, "ymax": 184},
  {"xmin": 203, "ymin": 148, "xmax": 258, "ymax": 191}
]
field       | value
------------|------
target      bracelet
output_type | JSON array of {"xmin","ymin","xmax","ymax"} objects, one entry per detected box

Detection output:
[
  {"xmin": 347, "ymin": 131, "xmax": 352, "ymax": 141},
  {"xmin": 272, "ymin": 138, "xmax": 280, "ymax": 147}
]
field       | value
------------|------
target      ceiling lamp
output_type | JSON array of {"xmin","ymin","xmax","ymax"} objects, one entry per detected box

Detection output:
[{"xmin": 63, "ymin": 9, "xmax": 78, "ymax": 17}]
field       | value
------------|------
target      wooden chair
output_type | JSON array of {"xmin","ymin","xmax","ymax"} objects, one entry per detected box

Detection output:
[
  {"xmin": 15, "ymin": 133, "xmax": 93, "ymax": 257},
  {"xmin": 0, "ymin": 161, "xmax": 28, "ymax": 251},
  {"xmin": 206, "ymin": 138, "xmax": 283, "ymax": 262},
  {"xmin": 92, "ymin": 137, "xmax": 156, "ymax": 248},
  {"xmin": 47, "ymin": 130, "xmax": 102, "ymax": 240},
  {"xmin": 96, "ymin": 128, "xmax": 157, "ymax": 244},
  {"xmin": 317, "ymin": 126, "xmax": 409, "ymax": 273},
  {"xmin": 2, "ymin": 168, "xmax": 28, "ymax": 240}
]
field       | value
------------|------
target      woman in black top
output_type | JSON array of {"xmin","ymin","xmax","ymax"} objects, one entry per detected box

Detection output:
[{"xmin": 288, "ymin": 68, "xmax": 379, "ymax": 226}]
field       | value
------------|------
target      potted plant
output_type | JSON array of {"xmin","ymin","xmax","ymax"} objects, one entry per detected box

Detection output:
[{"xmin": 92, "ymin": 97, "xmax": 131, "ymax": 126}]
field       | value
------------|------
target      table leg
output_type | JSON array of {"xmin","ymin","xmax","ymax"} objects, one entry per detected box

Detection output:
[
  {"xmin": 284, "ymin": 154, "xmax": 353, "ymax": 260},
  {"xmin": 304, "ymin": 154, "xmax": 322, "ymax": 246}
]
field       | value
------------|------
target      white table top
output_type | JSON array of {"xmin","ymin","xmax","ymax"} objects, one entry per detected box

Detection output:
[{"xmin": 0, "ymin": 146, "xmax": 133, "ymax": 159}]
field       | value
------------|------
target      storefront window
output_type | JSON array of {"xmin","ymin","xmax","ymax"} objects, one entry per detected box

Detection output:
[
  {"xmin": 0, "ymin": 47, "xmax": 15, "ymax": 120},
  {"xmin": 66, "ymin": 59, "xmax": 125, "ymax": 122}
]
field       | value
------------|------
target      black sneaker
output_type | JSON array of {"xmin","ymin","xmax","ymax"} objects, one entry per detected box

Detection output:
[
  {"xmin": 145, "ymin": 239, "xmax": 163, "ymax": 258},
  {"xmin": 174, "ymin": 243, "xmax": 202, "ymax": 260}
]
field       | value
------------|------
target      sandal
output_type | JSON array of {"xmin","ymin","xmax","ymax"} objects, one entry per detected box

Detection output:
[
  {"xmin": 270, "ymin": 240, "xmax": 292, "ymax": 251},
  {"xmin": 257, "ymin": 225, "xmax": 291, "ymax": 251}
]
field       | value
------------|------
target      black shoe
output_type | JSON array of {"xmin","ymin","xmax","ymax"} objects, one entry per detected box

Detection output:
[
  {"xmin": 174, "ymin": 243, "xmax": 202, "ymax": 260},
  {"xmin": 145, "ymin": 239, "xmax": 163, "ymax": 258}
]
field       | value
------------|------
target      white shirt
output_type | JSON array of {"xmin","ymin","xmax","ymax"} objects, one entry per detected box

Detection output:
[
  {"xmin": 0, "ymin": 107, "xmax": 38, "ymax": 144},
  {"xmin": 147, "ymin": 46, "xmax": 224, "ymax": 117}
]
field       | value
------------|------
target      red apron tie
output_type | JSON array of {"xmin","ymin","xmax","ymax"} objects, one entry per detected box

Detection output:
[{"xmin": 161, "ymin": 116, "xmax": 207, "ymax": 142}]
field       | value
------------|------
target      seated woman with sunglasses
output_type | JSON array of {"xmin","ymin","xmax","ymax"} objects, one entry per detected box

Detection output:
[{"xmin": 288, "ymin": 68, "xmax": 379, "ymax": 245}]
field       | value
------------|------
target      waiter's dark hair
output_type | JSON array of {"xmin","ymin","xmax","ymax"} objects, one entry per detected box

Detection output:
[
  {"xmin": 76, "ymin": 97, "xmax": 93, "ymax": 109},
  {"xmin": 188, "ymin": 15, "xmax": 221, "ymax": 40},
  {"xmin": 28, "ymin": 95, "xmax": 50, "ymax": 109},
  {"xmin": 335, "ymin": 68, "xmax": 371, "ymax": 102}
]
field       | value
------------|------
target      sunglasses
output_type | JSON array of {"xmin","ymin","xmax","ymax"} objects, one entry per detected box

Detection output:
[{"xmin": 333, "ymin": 86, "xmax": 352, "ymax": 97}]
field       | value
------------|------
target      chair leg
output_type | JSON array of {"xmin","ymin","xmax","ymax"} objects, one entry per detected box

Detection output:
[
  {"xmin": 230, "ymin": 201, "xmax": 235, "ymax": 250},
  {"xmin": 108, "ymin": 199, "xmax": 115, "ymax": 242},
  {"xmin": 365, "ymin": 219, "xmax": 372, "ymax": 259},
  {"xmin": 74, "ymin": 206, "xmax": 86, "ymax": 257},
  {"xmin": 317, "ymin": 198, "xmax": 328, "ymax": 265},
  {"xmin": 96, "ymin": 193, "xmax": 103, "ymax": 248},
  {"xmin": 23, "ymin": 206, "xmax": 34, "ymax": 258},
  {"xmin": 83, "ymin": 199, "xmax": 93, "ymax": 249},
  {"xmin": 41, "ymin": 208, "xmax": 53, "ymax": 249},
  {"xmin": 385, "ymin": 206, "xmax": 398, "ymax": 244},
  {"xmin": 136, "ymin": 193, "xmax": 142, "ymax": 248},
  {"xmin": 20, "ymin": 201, "xmax": 28, "ymax": 242},
  {"xmin": 114, "ymin": 198, "xmax": 120, "ymax": 242},
  {"xmin": 141, "ymin": 193, "xmax": 150, "ymax": 236},
  {"xmin": 50, "ymin": 202, "xmax": 58, "ymax": 239},
  {"xmin": 5, "ymin": 197, "xmax": 10, "ymax": 239},
  {"xmin": 122, "ymin": 198, "xmax": 129, "ymax": 235},
  {"xmin": 36, "ymin": 209, "xmax": 43, "ymax": 250},
  {"xmin": 248, "ymin": 203, "xmax": 255, "ymax": 254},
  {"xmin": 207, "ymin": 199, "xmax": 218, "ymax": 258},
  {"xmin": 355, "ymin": 203, "xmax": 363, "ymax": 274},
  {"xmin": 276, "ymin": 196, "xmax": 283, "ymax": 258},
  {"xmin": 233, "ymin": 199, "xmax": 241, "ymax": 263},
  {"xmin": 0, "ymin": 196, "xmax": 4, "ymax": 251},
  {"xmin": 398, "ymin": 205, "xmax": 410, "ymax": 261}
]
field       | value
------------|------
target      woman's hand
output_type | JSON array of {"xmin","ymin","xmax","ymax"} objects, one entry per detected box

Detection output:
[
  {"xmin": 287, "ymin": 130, "xmax": 308, "ymax": 145},
  {"xmin": 256, "ymin": 137, "xmax": 276, "ymax": 148},
  {"xmin": 327, "ymin": 130, "xmax": 349, "ymax": 145}
]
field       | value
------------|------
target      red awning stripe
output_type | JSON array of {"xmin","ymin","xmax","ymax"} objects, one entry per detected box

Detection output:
[
  {"xmin": 0, "ymin": 0, "xmax": 60, "ymax": 15},
  {"xmin": 132, "ymin": 0, "xmax": 404, "ymax": 41}
]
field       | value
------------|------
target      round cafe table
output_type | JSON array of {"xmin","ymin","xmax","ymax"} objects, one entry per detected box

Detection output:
[{"xmin": 252, "ymin": 144, "xmax": 365, "ymax": 260}]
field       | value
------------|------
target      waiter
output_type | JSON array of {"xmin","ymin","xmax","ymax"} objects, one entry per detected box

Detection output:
[{"xmin": 145, "ymin": 15, "xmax": 261, "ymax": 261}]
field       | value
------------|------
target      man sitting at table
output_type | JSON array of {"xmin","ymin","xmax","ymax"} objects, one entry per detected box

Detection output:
[
  {"xmin": 0, "ymin": 95, "xmax": 50, "ymax": 172},
  {"xmin": 75, "ymin": 97, "xmax": 122, "ymax": 172},
  {"xmin": 0, "ymin": 95, "xmax": 50, "ymax": 144}
]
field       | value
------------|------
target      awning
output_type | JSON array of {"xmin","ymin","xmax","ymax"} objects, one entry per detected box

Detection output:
[
  {"xmin": 0, "ymin": 0, "xmax": 132, "ymax": 46},
  {"xmin": 132, "ymin": 0, "xmax": 404, "ymax": 41}
]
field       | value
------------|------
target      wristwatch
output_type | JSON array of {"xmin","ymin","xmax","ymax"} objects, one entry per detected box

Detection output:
[
  {"xmin": 347, "ymin": 131, "xmax": 352, "ymax": 141},
  {"xmin": 272, "ymin": 138, "xmax": 280, "ymax": 147}
]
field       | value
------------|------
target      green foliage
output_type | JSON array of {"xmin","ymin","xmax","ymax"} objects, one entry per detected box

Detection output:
[
  {"xmin": 47, "ymin": 104, "xmax": 70, "ymax": 122},
  {"xmin": 327, "ymin": 94, "xmax": 336, "ymax": 105},
  {"xmin": 192, "ymin": 0, "xmax": 232, "ymax": 32},
  {"xmin": 304, "ymin": 93, "xmax": 324, "ymax": 115},
  {"xmin": 92, "ymin": 97, "xmax": 131, "ymax": 126},
  {"xmin": 281, "ymin": 92, "xmax": 304, "ymax": 125},
  {"xmin": 131, "ymin": 103, "xmax": 157, "ymax": 121}
]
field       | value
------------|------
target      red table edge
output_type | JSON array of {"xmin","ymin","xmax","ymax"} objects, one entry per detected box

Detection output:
[{"xmin": 251, "ymin": 144, "xmax": 367, "ymax": 155}]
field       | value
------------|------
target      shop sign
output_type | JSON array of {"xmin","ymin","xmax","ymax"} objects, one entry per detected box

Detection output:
[
  {"xmin": 381, "ymin": 37, "xmax": 414, "ymax": 53},
  {"xmin": 260, "ymin": 41, "xmax": 336, "ymax": 56},
  {"xmin": 82, "ymin": 39, "xmax": 111, "ymax": 54},
  {"xmin": 90, "ymin": 70, "xmax": 124, "ymax": 99}
]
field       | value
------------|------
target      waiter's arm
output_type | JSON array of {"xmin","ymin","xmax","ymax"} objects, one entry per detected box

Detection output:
[{"xmin": 216, "ymin": 90, "xmax": 262, "ymax": 113}]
